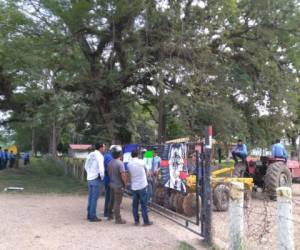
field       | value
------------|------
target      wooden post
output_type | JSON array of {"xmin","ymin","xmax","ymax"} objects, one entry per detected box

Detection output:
[
  {"xmin": 229, "ymin": 182, "xmax": 244, "ymax": 250},
  {"xmin": 276, "ymin": 187, "xmax": 294, "ymax": 250}
]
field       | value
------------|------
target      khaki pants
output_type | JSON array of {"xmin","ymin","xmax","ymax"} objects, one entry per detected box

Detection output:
[{"xmin": 108, "ymin": 187, "xmax": 123, "ymax": 222}]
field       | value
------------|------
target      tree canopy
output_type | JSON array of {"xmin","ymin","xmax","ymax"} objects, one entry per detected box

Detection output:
[{"xmin": 0, "ymin": 0, "xmax": 299, "ymax": 155}]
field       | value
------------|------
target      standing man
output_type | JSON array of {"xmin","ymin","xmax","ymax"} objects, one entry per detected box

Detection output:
[
  {"xmin": 0, "ymin": 147, "xmax": 3, "ymax": 170},
  {"xmin": 272, "ymin": 139, "xmax": 288, "ymax": 161},
  {"xmin": 103, "ymin": 146, "xmax": 113, "ymax": 218},
  {"xmin": 108, "ymin": 145, "xmax": 127, "ymax": 224},
  {"xmin": 151, "ymin": 150, "xmax": 161, "ymax": 201},
  {"xmin": 84, "ymin": 143, "xmax": 105, "ymax": 222},
  {"xmin": 3, "ymin": 149, "xmax": 9, "ymax": 168},
  {"xmin": 231, "ymin": 139, "xmax": 248, "ymax": 164},
  {"xmin": 128, "ymin": 150, "xmax": 153, "ymax": 226},
  {"xmin": 9, "ymin": 150, "xmax": 16, "ymax": 168}
]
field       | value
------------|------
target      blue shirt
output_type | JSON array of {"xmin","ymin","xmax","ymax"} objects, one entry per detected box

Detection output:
[
  {"xmin": 0, "ymin": 150, "xmax": 3, "ymax": 159},
  {"xmin": 104, "ymin": 152, "xmax": 113, "ymax": 185},
  {"xmin": 152, "ymin": 156, "xmax": 161, "ymax": 173},
  {"xmin": 272, "ymin": 143, "xmax": 288, "ymax": 159},
  {"xmin": 4, "ymin": 151, "xmax": 9, "ymax": 160},
  {"xmin": 233, "ymin": 144, "xmax": 248, "ymax": 155}
]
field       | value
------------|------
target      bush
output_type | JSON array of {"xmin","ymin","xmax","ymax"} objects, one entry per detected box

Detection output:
[{"xmin": 29, "ymin": 156, "xmax": 65, "ymax": 176}]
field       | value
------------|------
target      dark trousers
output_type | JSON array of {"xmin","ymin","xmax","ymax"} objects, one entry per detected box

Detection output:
[
  {"xmin": 132, "ymin": 187, "xmax": 150, "ymax": 224},
  {"xmin": 232, "ymin": 151, "xmax": 247, "ymax": 164},
  {"xmin": 108, "ymin": 187, "xmax": 123, "ymax": 222},
  {"xmin": 9, "ymin": 159, "xmax": 15, "ymax": 168},
  {"xmin": 103, "ymin": 184, "xmax": 110, "ymax": 217},
  {"xmin": 147, "ymin": 177, "xmax": 153, "ymax": 204}
]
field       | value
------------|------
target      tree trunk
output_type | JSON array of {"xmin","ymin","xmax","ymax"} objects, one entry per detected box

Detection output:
[
  {"xmin": 291, "ymin": 136, "xmax": 298, "ymax": 159},
  {"xmin": 31, "ymin": 125, "xmax": 36, "ymax": 157},
  {"xmin": 49, "ymin": 120, "xmax": 57, "ymax": 158},
  {"xmin": 157, "ymin": 85, "xmax": 166, "ymax": 143},
  {"xmin": 98, "ymin": 96, "xmax": 118, "ymax": 144}
]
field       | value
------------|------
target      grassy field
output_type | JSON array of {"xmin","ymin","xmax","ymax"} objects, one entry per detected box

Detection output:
[{"xmin": 0, "ymin": 157, "xmax": 86, "ymax": 194}]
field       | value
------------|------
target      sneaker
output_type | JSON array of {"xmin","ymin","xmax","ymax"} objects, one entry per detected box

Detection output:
[
  {"xmin": 89, "ymin": 217, "xmax": 102, "ymax": 222},
  {"xmin": 115, "ymin": 219, "xmax": 126, "ymax": 224},
  {"xmin": 143, "ymin": 221, "xmax": 153, "ymax": 226}
]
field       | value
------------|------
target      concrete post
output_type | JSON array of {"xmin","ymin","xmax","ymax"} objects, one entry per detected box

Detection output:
[
  {"xmin": 277, "ymin": 187, "xmax": 294, "ymax": 250},
  {"xmin": 229, "ymin": 182, "xmax": 244, "ymax": 250}
]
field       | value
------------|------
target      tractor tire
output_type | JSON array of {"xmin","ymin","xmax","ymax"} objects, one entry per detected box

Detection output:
[
  {"xmin": 264, "ymin": 161, "xmax": 292, "ymax": 200},
  {"xmin": 234, "ymin": 162, "xmax": 247, "ymax": 177},
  {"xmin": 176, "ymin": 193, "xmax": 185, "ymax": 214},
  {"xmin": 172, "ymin": 193, "xmax": 179, "ymax": 211},
  {"xmin": 155, "ymin": 187, "xmax": 164, "ymax": 205},
  {"xmin": 213, "ymin": 183, "xmax": 230, "ymax": 212},
  {"xmin": 183, "ymin": 193, "xmax": 201, "ymax": 217}
]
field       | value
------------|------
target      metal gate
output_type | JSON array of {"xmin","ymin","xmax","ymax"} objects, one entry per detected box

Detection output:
[{"xmin": 136, "ymin": 126, "xmax": 213, "ymax": 244}]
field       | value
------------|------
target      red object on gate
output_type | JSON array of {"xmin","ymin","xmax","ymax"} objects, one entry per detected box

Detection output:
[
  {"xmin": 179, "ymin": 171, "xmax": 188, "ymax": 180},
  {"xmin": 160, "ymin": 160, "xmax": 169, "ymax": 168}
]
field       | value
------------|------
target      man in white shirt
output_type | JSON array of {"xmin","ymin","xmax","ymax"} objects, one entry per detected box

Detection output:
[
  {"xmin": 128, "ymin": 150, "xmax": 153, "ymax": 226},
  {"xmin": 84, "ymin": 143, "xmax": 105, "ymax": 222}
]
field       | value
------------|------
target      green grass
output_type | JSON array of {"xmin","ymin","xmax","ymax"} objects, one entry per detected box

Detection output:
[
  {"xmin": 219, "ymin": 160, "xmax": 235, "ymax": 168},
  {"xmin": 177, "ymin": 241, "xmax": 197, "ymax": 250},
  {"xmin": 0, "ymin": 157, "xmax": 87, "ymax": 194}
]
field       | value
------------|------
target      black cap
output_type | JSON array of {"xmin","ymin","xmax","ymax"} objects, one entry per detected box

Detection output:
[{"xmin": 95, "ymin": 143, "xmax": 105, "ymax": 150}]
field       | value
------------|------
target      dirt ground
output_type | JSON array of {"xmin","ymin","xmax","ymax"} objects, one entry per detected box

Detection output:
[
  {"xmin": 212, "ymin": 183, "xmax": 300, "ymax": 250},
  {"xmin": 1, "ymin": 185, "xmax": 299, "ymax": 250},
  {"xmin": 0, "ymin": 194, "xmax": 205, "ymax": 250}
]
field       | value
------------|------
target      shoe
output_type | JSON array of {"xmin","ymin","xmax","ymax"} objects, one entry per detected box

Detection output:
[
  {"xmin": 134, "ymin": 222, "xmax": 140, "ymax": 226},
  {"xmin": 89, "ymin": 217, "xmax": 102, "ymax": 222},
  {"xmin": 115, "ymin": 219, "xmax": 126, "ymax": 224},
  {"xmin": 143, "ymin": 221, "xmax": 153, "ymax": 226}
]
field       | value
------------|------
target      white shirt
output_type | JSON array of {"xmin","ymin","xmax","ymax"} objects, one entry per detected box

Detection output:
[
  {"xmin": 128, "ymin": 157, "xmax": 148, "ymax": 191},
  {"xmin": 84, "ymin": 150, "xmax": 104, "ymax": 181}
]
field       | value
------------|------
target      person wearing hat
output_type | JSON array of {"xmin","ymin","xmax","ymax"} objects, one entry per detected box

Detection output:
[{"xmin": 84, "ymin": 142, "xmax": 106, "ymax": 222}]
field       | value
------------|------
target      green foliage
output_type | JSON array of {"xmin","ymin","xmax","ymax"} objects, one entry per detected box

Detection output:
[
  {"xmin": 28, "ymin": 157, "xmax": 65, "ymax": 176},
  {"xmin": 177, "ymin": 241, "xmax": 196, "ymax": 250},
  {"xmin": 1, "ymin": 0, "xmax": 300, "ymax": 152},
  {"xmin": 0, "ymin": 158, "xmax": 86, "ymax": 194}
]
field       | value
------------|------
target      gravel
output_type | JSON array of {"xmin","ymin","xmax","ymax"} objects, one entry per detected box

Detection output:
[{"xmin": 0, "ymin": 194, "xmax": 205, "ymax": 250}]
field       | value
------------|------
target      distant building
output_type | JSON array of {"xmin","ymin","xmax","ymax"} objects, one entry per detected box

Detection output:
[{"xmin": 68, "ymin": 144, "xmax": 92, "ymax": 159}]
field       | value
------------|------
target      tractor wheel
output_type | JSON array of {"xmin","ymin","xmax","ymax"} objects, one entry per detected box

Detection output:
[
  {"xmin": 183, "ymin": 193, "xmax": 201, "ymax": 217},
  {"xmin": 175, "ymin": 193, "xmax": 185, "ymax": 214},
  {"xmin": 169, "ymin": 192, "xmax": 177, "ymax": 211},
  {"xmin": 213, "ymin": 183, "xmax": 230, "ymax": 211},
  {"xmin": 234, "ymin": 162, "xmax": 247, "ymax": 177},
  {"xmin": 264, "ymin": 161, "xmax": 292, "ymax": 200},
  {"xmin": 172, "ymin": 193, "xmax": 179, "ymax": 211},
  {"xmin": 155, "ymin": 187, "xmax": 164, "ymax": 205}
]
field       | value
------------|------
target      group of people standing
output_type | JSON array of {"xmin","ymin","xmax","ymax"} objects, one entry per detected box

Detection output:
[
  {"xmin": 85, "ymin": 143, "xmax": 160, "ymax": 226},
  {"xmin": 0, "ymin": 147, "xmax": 16, "ymax": 170}
]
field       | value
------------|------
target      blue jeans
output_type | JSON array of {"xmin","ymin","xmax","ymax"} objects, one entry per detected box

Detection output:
[
  {"xmin": 232, "ymin": 151, "xmax": 247, "ymax": 164},
  {"xmin": 103, "ymin": 184, "xmax": 110, "ymax": 217},
  {"xmin": 132, "ymin": 187, "xmax": 149, "ymax": 224},
  {"xmin": 87, "ymin": 178, "xmax": 103, "ymax": 219}
]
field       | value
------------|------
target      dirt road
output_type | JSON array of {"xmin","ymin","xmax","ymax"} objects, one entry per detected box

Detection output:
[{"xmin": 0, "ymin": 194, "xmax": 205, "ymax": 250}]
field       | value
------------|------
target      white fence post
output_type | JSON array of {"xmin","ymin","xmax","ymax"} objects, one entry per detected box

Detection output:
[
  {"xmin": 277, "ymin": 187, "xmax": 294, "ymax": 250},
  {"xmin": 229, "ymin": 182, "xmax": 244, "ymax": 250}
]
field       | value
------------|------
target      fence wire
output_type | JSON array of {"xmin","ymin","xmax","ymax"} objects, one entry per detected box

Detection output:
[{"xmin": 212, "ymin": 190, "xmax": 300, "ymax": 250}]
